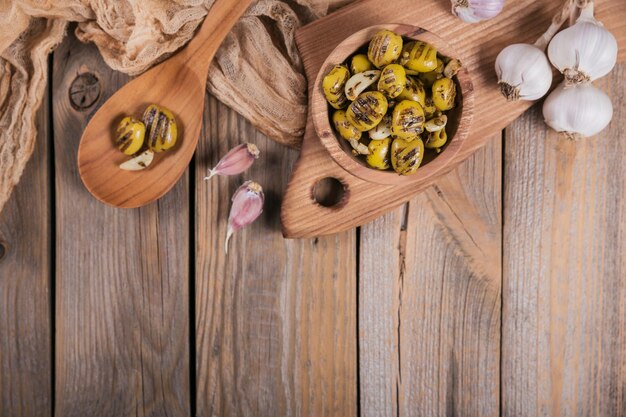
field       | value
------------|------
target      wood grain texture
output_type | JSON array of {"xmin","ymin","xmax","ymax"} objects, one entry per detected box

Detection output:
[
  {"xmin": 0, "ymin": 89, "xmax": 51, "ymax": 416},
  {"xmin": 77, "ymin": 0, "xmax": 253, "ymax": 208},
  {"xmin": 53, "ymin": 36, "xmax": 190, "ymax": 416},
  {"xmin": 502, "ymin": 64, "xmax": 626, "ymax": 417},
  {"xmin": 194, "ymin": 95, "xmax": 357, "ymax": 417},
  {"xmin": 282, "ymin": 0, "xmax": 626, "ymax": 238},
  {"xmin": 359, "ymin": 134, "xmax": 502, "ymax": 416}
]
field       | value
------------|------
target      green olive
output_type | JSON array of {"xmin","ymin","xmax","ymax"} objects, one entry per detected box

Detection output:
[
  {"xmin": 350, "ymin": 54, "xmax": 374, "ymax": 74},
  {"xmin": 142, "ymin": 104, "xmax": 178, "ymax": 153},
  {"xmin": 332, "ymin": 110, "xmax": 362, "ymax": 141},
  {"xmin": 391, "ymin": 137, "xmax": 424, "ymax": 175},
  {"xmin": 418, "ymin": 58, "xmax": 444, "ymax": 87},
  {"xmin": 115, "ymin": 116, "xmax": 145, "ymax": 156},
  {"xmin": 368, "ymin": 30, "xmax": 403, "ymax": 68},
  {"xmin": 323, "ymin": 65, "xmax": 350, "ymax": 109},
  {"xmin": 424, "ymin": 128, "xmax": 448, "ymax": 152},
  {"xmin": 347, "ymin": 91, "xmax": 388, "ymax": 132},
  {"xmin": 391, "ymin": 100, "xmax": 425, "ymax": 141},
  {"xmin": 377, "ymin": 64, "xmax": 406, "ymax": 99},
  {"xmin": 396, "ymin": 76, "xmax": 426, "ymax": 106},
  {"xmin": 422, "ymin": 96, "xmax": 438, "ymax": 119},
  {"xmin": 404, "ymin": 41, "xmax": 438, "ymax": 73},
  {"xmin": 366, "ymin": 137, "xmax": 392, "ymax": 170},
  {"xmin": 432, "ymin": 77, "xmax": 456, "ymax": 111}
]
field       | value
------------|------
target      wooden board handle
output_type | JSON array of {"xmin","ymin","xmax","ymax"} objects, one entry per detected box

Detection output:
[{"xmin": 281, "ymin": 0, "xmax": 626, "ymax": 238}]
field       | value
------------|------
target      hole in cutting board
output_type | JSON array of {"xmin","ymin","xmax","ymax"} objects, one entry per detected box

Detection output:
[{"xmin": 313, "ymin": 177, "xmax": 346, "ymax": 207}]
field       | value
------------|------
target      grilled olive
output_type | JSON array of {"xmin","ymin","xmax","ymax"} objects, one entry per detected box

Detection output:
[
  {"xmin": 366, "ymin": 137, "xmax": 391, "ymax": 170},
  {"xmin": 418, "ymin": 58, "xmax": 444, "ymax": 87},
  {"xmin": 391, "ymin": 137, "xmax": 424, "ymax": 175},
  {"xmin": 332, "ymin": 110, "xmax": 362, "ymax": 142},
  {"xmin": 350, "ymin": 54, "xmax": 373, "ymax": 74},
  {"xmin": 323, "ymin": 65, "xmax": 350, "ymax": 109},
  {"xmin": 404, "ymin": 41, "xmax": 438, "ymax": 73},
  {"xmin": 391, "ymin": 100, "xmax": 425, "ymax": 140},
  {"xmin": 368, "ymin": 30, "xmax": 403, "ymax": 68},
  {"xmin": 378, "ymin": 64, "xmax": 406, "ymax": 98},
  {"xmin": 422, "ymin": 97, "xmax": 438, "ymax": 119},
  {"xmin": 432, "ymin": 77, "xmax": 456, "ymax": 111},
  {"xmin": 142, "ymin": 104, "xmax": 178, "ymax": 152},
  {"xmin": 424, "ymin": 128, "xmax": 448, "ymax": 152},
  {"xmin": 397, "ymin": 76, "xmax": 426, "ymax": 106},
  {"xmin": 115, "ymin": 116, "xmax": 145, "ymax": 155},
  {"xmin": 347, "ymin": 91, "xmax": 388, "ymax": 132}
]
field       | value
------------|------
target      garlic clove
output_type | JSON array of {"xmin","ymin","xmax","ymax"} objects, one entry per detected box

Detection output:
[
  {"xmin": 542, "ymin": 82, "xmax": 613, "ymax": 139},
  {"xmin": 369, "ymin": 115, "xmax": 392, "ymax": 140},
  {"xmin": 349, "ymin": 138, "xmax": 370, "ymax": 155},
  {"xmin": 205, "ymin": 143, "xmax": 260, "ymax": 181},
  {"xmin": 451, "ymin": 0, "xmax": 504, "ymax": 23},
  {"xmin": 547, "ymin": 3, "xmax": 618, "ymax": 86},
  {"xmin": 119, "ymin": 150, "xmax": 154, "ymax": 171},
  {"xmin": 225, "ymin": 181, "xmax": 264, "ymax": 253},
  {"xmin": 495, "ymin": 43, "xmax": 553, "ymax": 101},
  {"xmin": 345, "ymin": 70, "xmax": 381, "ymax": 101}
]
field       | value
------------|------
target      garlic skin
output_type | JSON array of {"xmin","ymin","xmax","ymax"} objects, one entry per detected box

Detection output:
[
  {"xmin": 205, "ymin": 143, "xmax": 260, "ymax": 181},
  {"xmin": 542, "ymin": 82, "xmax": 613, "ymax": 138},
  {"xmin": 547, "ymin": 4, "xmax": 618, "ymax": 86},
  {"xmin": 495, "ymin": 44, "xmax": 553, "ymax": 101},
  {"xmin": 225, "ymin": 181, "xmax": 264, "ymax": 253},
  {"xmin": 451, "ymin": 0, "xmax": 504, "ymax": 23}
]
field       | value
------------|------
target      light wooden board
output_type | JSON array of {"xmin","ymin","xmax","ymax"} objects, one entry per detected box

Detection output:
[
  {"xmin": 282, "ymin": 0, "xmax": 626, "ymax": 238},
  {"xmin": 502, "ymin": 63, "xmax": 626, "ymax": 416},
  {"xmin": 0, "ymin": 86, "xmax": 51, "ymax": 416},
  {"xmin": 194, "ymin": 95, "xmax": 358, "ymax": 416},
  {"xmin": 359, "ymin": 134, "xmax": 502, "ymax": 416},
  {"xmin": 52, "ymin": 36, "xmax": 190, "ymax": 416}
]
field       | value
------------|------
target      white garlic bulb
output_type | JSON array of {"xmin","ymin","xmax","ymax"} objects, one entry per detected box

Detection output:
[
  {"xmin": 451, "ymin": 0, "xmax": 504, "ymax": 23},
  {"xmin": 542, "ymin": 82, "xmax": 613, "ymax": 138},
  {"xmin": 547, "ymin": 3, "xmax": 618, "ymax": 86},
  {"xmin": 495, "ymin": 44, "xmax": 553, "ymax": 101}
]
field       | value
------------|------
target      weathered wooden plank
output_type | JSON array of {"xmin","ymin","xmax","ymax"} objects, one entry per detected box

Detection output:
[
  {"xmin": 52, "ymin": 35, "xmax": 190, "ymax": 416},
  {"xmin": 0, "ymin": 86, "xmax": 51, "ymax": 416},
  {"xmin": 502, "ymin": 64, "xmax": 626, "ymax": 417},
  {"xmin": 359, "ymin": 135, "xmax": 502, "ymax": 416},
  {"xmin": 194, "ymin": 95, "xmax": 357, "ymax": 417}
]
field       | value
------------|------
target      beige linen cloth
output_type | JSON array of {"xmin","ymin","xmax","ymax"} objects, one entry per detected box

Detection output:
[{"xmin": 0, "ymin": 0, "xmax": 351, "ymax": 213}]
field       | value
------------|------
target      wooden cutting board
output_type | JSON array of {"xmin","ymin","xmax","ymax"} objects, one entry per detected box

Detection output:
[{"xmin": 280, "ymin": 0, "xmax": 626, "ymax": 238}]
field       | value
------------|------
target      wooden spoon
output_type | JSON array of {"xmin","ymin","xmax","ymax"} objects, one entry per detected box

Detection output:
[{"xmin": 77, "ymin": 0, "xmax": 253, "ymax": 208}]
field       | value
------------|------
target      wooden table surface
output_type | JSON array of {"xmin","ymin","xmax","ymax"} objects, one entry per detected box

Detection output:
[{"xmin": 1, "ymin": 30, "xmax": 625, "ymax": 417}]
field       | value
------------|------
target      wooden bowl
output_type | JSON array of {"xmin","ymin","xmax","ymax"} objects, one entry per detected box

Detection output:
[{"xmin": 311, "ymin": 24, "xmax": 474, "ymax": 185}]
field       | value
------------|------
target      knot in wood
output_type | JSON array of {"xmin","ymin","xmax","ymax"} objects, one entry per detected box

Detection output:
[
  {"xmin": 0, "ymin": 241, "xmax": 6, "ymax": 261},
  {"xmin": 69, "ymin": 73, "xmax": 100, "ymax": 111}
]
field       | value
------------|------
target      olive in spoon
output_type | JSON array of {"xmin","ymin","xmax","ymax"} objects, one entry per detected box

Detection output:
[{"xmin": 77, "ymin": 0, "xmax": 253, "ymax": 208}]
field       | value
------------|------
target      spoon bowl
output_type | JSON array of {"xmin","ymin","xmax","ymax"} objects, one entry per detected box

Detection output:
[{"xmin": 77, "ymin": 0, "xmax": 253, "ymax": 208}]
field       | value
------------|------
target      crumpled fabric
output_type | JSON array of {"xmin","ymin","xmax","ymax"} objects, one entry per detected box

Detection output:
[{"xmin": 0, "ymin": 0, "xmax": 352, "ymax": 213}]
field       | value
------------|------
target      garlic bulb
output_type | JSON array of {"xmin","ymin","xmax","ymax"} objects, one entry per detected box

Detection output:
[
  {"xmin": 542, "ymin": 82, "xmax": 613, "ymax": 138},
  {"xmin": 495, "ymin": 44, "xmax": 553, "ymax": 101},
  {"xmin": 451, "ymin": 0, "xmax": 504, "ymax": 23},
  {"xmin": 547, "ymin": 2, "xmax": 618, "ymax": 86}
]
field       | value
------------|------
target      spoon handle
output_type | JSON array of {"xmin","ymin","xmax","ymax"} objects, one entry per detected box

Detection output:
[{"xmin": 178, "ymin": 0, "xmax": 254, "ymax": 75}]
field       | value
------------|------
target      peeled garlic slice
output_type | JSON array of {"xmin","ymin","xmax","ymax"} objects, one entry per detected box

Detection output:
[
  {"xmin": 369, "ymin": 115, "xmax": 392, "ymax": 140},
  {"xmin": 424, "ymin": 115, "xmax": 447, "ymax": 132},
  {"xmin": 119, "ymin": 150, "xmax": 155, "ymax": 171},
  {"xmin": 345, "ymin": 70, "xmax": 381, "ymax": 101},
  {"xmin": 349, "ymin": 138, "xmax": 370, "ymax": 155}
]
